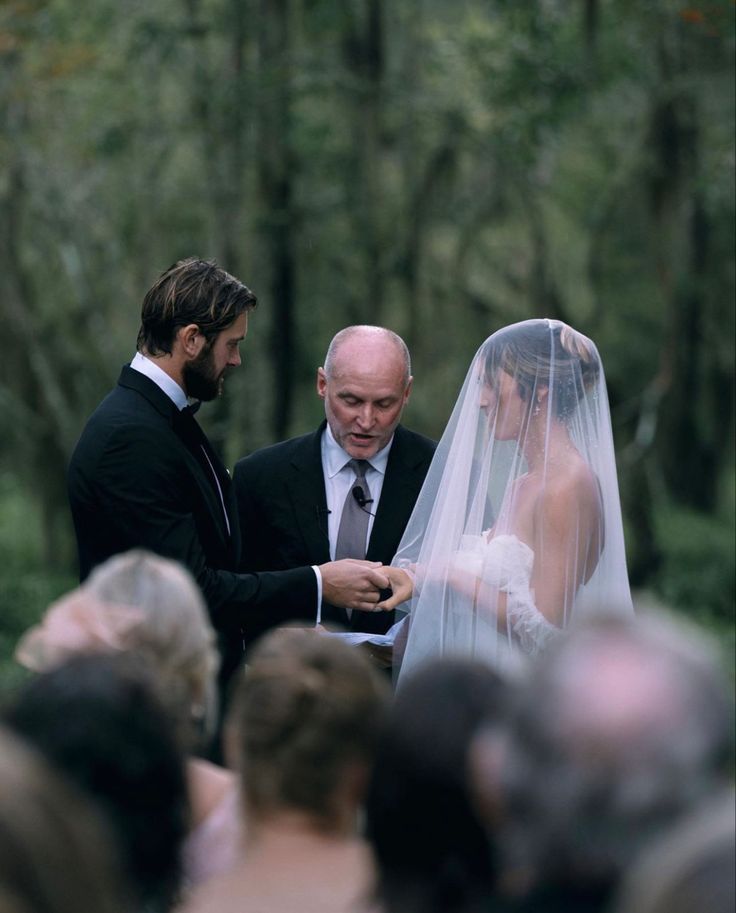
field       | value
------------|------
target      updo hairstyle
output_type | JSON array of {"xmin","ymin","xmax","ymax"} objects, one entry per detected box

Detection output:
[
  {"xmin": 16, "ymin": 549, "xmax": 218, "ymax": 749},
  {"xmin": 83, "ymin": 549, "xmax": 218, "ymax": 747},
  {"xmin": 483, "ymin": 318, "xmax": 600, "ymax": 419},
  {"xmin": 229, "ymin": 629, "xmax": 390, "ymax": 829}
]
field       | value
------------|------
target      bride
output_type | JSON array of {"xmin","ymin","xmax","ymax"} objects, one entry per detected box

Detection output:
[{"xmin": 378, "ymin": 318, "xmax": 633, "ymax": 679}]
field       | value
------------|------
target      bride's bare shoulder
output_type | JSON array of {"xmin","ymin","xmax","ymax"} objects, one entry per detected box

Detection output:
[{"xmin": 539, "ymin": 457, "xmax": 600, "ymax": 520}]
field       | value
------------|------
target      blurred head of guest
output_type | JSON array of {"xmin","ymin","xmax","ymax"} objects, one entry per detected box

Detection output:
[
  {"xmin": 231, "ymin": 628, "xmax": 390, "ymax": 833},
  {"xmin": 0, "ymin": 724, "xmax": 131, "ymax": 913},
  {"xmin": 364, "ymin": 658, "xmax": 510, "ymax": 913},
  {"xmin": 490, "ymin": 610, "xmax": 734, "ymax": 912},
  {"xmin": 612, "ymin": 790, "xmax": 735, "ymax": 913},
  {"xmin": 181, "ymin": 628, "xmax": 390, "ymax": 913},
  {"xmin": 3, "ymin": 653, "xmax": 189, "ymax": 913},
  {"xmin": 14, "ymin": 550, "xmax": 245, "ymax": 896},
  {"xmin": 16, "ymin": 547, "xmax": 219, "ymax": 749}
]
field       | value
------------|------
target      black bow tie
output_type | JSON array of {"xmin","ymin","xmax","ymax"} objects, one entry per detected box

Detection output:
[
  {"xmin": 181, "ymin": 401, "xmax": 201, "ymax": 416},
  {"xmin": 174, "ymin": 402, "xmax": 204, "ymax": 442}
]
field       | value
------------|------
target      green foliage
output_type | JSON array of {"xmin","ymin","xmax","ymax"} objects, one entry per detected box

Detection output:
[
  {"xmin": 652, "ymin": 504, "xmax": 736, "ymax": 626},
  {"xmin": 0, "ymin": 474, "xmax": 75, "ymax": 693},
  {"xmin": 0, "ymin": 570, "xmax": 74, "ymax": 694}
]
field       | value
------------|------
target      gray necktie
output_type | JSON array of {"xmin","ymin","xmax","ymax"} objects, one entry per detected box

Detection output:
[{"xmin": 334, "ymin": 459, "xmax": 372, "ymax": 561}]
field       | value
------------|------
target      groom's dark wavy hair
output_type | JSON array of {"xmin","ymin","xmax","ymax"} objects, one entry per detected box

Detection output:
[{"xmin": 137, "ymin": 257, "xmax": 257, "ymax": 356}]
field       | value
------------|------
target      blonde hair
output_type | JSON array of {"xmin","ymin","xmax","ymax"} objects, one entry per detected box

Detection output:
[
  {"xmin": 17, "ymin": 549, "xmax": 218, "ymax": 747},
  {"xmin": 229, "ymin": 628, "xmax": 389, "ymax": 829}
]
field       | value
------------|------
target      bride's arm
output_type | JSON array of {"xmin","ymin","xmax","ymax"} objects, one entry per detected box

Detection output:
[
  {"xmin": 376, "ymin": 561, "xmax": 496, "ymax": 612},
  {"xmin": 377, "ymin": 560, "xmax": 515, "ymax": 633}
]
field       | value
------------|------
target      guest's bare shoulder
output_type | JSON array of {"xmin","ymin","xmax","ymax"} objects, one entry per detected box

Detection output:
[{"xmin": 187, "ymin": 758, "xmax": 237, "ymax": 829}]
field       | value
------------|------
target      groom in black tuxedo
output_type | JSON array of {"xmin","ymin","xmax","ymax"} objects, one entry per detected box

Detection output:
[
  {"xmin": 68, "ymin": 259, "xmax": 389, "ymax": 692},
  {"xmin": 233, "ymin": 326, "xmax": 436, "ymax": 658}
]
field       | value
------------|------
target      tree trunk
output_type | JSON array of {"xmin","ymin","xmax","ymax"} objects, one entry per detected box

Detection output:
[
  {"xmin": 341, "ymin": 0, "xmax": 385, "ymax": 322},
  {"xmin": 257, "ymin": 0, "xmax": 296, "ymax": 440},
  {"xmin": 648, "ymin": 30, "xmax": 723, "ymax": 511}
]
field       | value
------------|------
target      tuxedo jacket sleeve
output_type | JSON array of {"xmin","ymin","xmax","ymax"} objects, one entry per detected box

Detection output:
[
  {"xmin": 233, "ymin": 421, "xmax": 436, "ymax": 637},
  {"xmin": 67, "ymin": 367, "xmax": 317, "ymax": 636}
]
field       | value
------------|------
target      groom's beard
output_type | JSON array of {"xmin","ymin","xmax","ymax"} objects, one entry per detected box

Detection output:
[{"xmin": 183, "ymin": 346, "xmax": 223, "ymax": 402}]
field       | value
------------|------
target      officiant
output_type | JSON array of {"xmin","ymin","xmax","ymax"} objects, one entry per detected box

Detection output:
[{"xmin": 233, "ymin": 326, "xmax": 436, "ymax": 665}]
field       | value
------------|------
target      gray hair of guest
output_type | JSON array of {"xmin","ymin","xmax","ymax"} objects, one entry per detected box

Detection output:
[
  {"xmin": 84, "ymin": 548, "xmax": 219, "ymax": 747},
  {"xmin": 323, "ymin": 326, "xmax": 411, "ymax": 384},
  {"xmin": 497, "ymin": 610, "xmax": 734, "ymax": 895},
  {"xmin": 611, "ymin": 791, "xmax": 735, "ymax": 913}
]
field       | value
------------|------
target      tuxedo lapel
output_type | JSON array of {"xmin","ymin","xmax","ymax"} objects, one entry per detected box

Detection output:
[
  {"xmin": 172, "ymin": 409, "xmax": 236, "ymax": 552},
  {"xmin": 119, "ymin": 368, "xmax": 235, "ymax": 555},
  {"xmin": 118, "ymin": 364, "xmax": 178, "ymax": 420},
  {"xmin": 284, "ymin": 427, "xmax": 332, "ymax": 565}
]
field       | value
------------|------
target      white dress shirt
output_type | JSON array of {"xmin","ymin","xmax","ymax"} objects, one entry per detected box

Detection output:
[
  {"xmin": 320, "ymin": 423, "xmax": 392, "ymax": 560},
  {"xmin": 318, "ymin": 424, "xmax": 394, "ymax": 623},
  {"xmin": 130, "ymin": 351, "xmax": 190, "ymax": 409},
  {"xmin": 129, "ymin": 352, "xmax": 230, "ymax": 535}
]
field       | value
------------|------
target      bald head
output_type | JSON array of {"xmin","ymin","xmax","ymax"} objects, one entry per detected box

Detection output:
[
  {"xmin": 545, "ymin": 614, "xmax": 731, "ymax": 766},
  {"xmin": 323, "ymin": 326, "xmax": 411, "ymax": 384},
  {"xmin": 318, "ymin": 326, "xmax": 413, "ymax": 459}
]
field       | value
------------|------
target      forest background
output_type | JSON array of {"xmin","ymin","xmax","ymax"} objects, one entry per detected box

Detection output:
[{"xmin": 0, "ymin": 0, "xmax": 734, "ymax": 686}]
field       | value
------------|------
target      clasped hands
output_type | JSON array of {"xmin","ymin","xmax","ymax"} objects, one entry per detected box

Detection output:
[
  {"xmin": 319, "ymin": 559, "xmax": 414, "ymax": 613},
  {"xmin": 320, "ymin": 556, "xmax": 488, "ymax": 613}
]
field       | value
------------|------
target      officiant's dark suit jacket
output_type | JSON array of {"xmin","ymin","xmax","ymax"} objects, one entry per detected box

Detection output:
[
  {"xmin": 67, "ymin": 366, "xmax": 317, "ymax": 679},
  {"xmin": 232, "ymin": 421, "xmax": 436, "ymax": 651}
]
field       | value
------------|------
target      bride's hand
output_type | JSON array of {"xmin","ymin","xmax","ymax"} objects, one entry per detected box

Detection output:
[{"xmin": 375, "ymin": 567, "xmax": 414, "ymax": 611}]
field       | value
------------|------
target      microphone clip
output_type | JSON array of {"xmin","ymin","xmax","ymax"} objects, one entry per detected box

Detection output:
[{"xmin": 352, "ymin": 485, "xmax": 375, "ymax": 513}]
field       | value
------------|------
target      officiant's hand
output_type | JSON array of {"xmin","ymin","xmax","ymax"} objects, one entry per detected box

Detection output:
[{"xmin": 320, "ymin": 559, "xmax": 390, "ymax": 612}]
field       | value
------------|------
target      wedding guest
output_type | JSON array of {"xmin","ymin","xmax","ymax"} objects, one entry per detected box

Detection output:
[
  {"xmin": 4, "ymin": 653, "xmax": 188, "ymax": 913},
  {"xmin": 0, "ymin": 725, "xmax": 129, "ymax": 913},
  {"xmin": 611, "ymin": 791, "xmax": 735, "ymax": 913},
  {"xmin": 182, "ymin": 628, "xmax": 390, "ymax": 913},
  {"xmin": 14, "ymin": 549, "xmax": 242, "ymax": 892},
  {"xmin": 483, "ymin": 611, "xmax": 734, "ymax": 913},
  {"xmin": 365, "ymin": 659, "xmax": 509, "ymax": 913}
]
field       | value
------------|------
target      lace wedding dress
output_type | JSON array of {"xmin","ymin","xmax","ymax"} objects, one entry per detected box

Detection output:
[{"xmin": 449, "ymin": 533, "xmax": 558, "ymax": 655}]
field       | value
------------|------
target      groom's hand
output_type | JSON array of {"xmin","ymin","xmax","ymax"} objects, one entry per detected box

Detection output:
[{"xmin": 320, "ymin": 559, "xmax": 389, "ymax": 611}]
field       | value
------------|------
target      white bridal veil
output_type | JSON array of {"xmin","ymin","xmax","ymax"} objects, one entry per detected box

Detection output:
[{"xmin": 392, "ymin": 319, "xmax": 632, "ymax": 682}]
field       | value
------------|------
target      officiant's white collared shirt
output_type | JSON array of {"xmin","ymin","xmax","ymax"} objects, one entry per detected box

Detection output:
[{"xmin": 321, "ymin": 423, "xmax": 393, "ymax": 561}]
